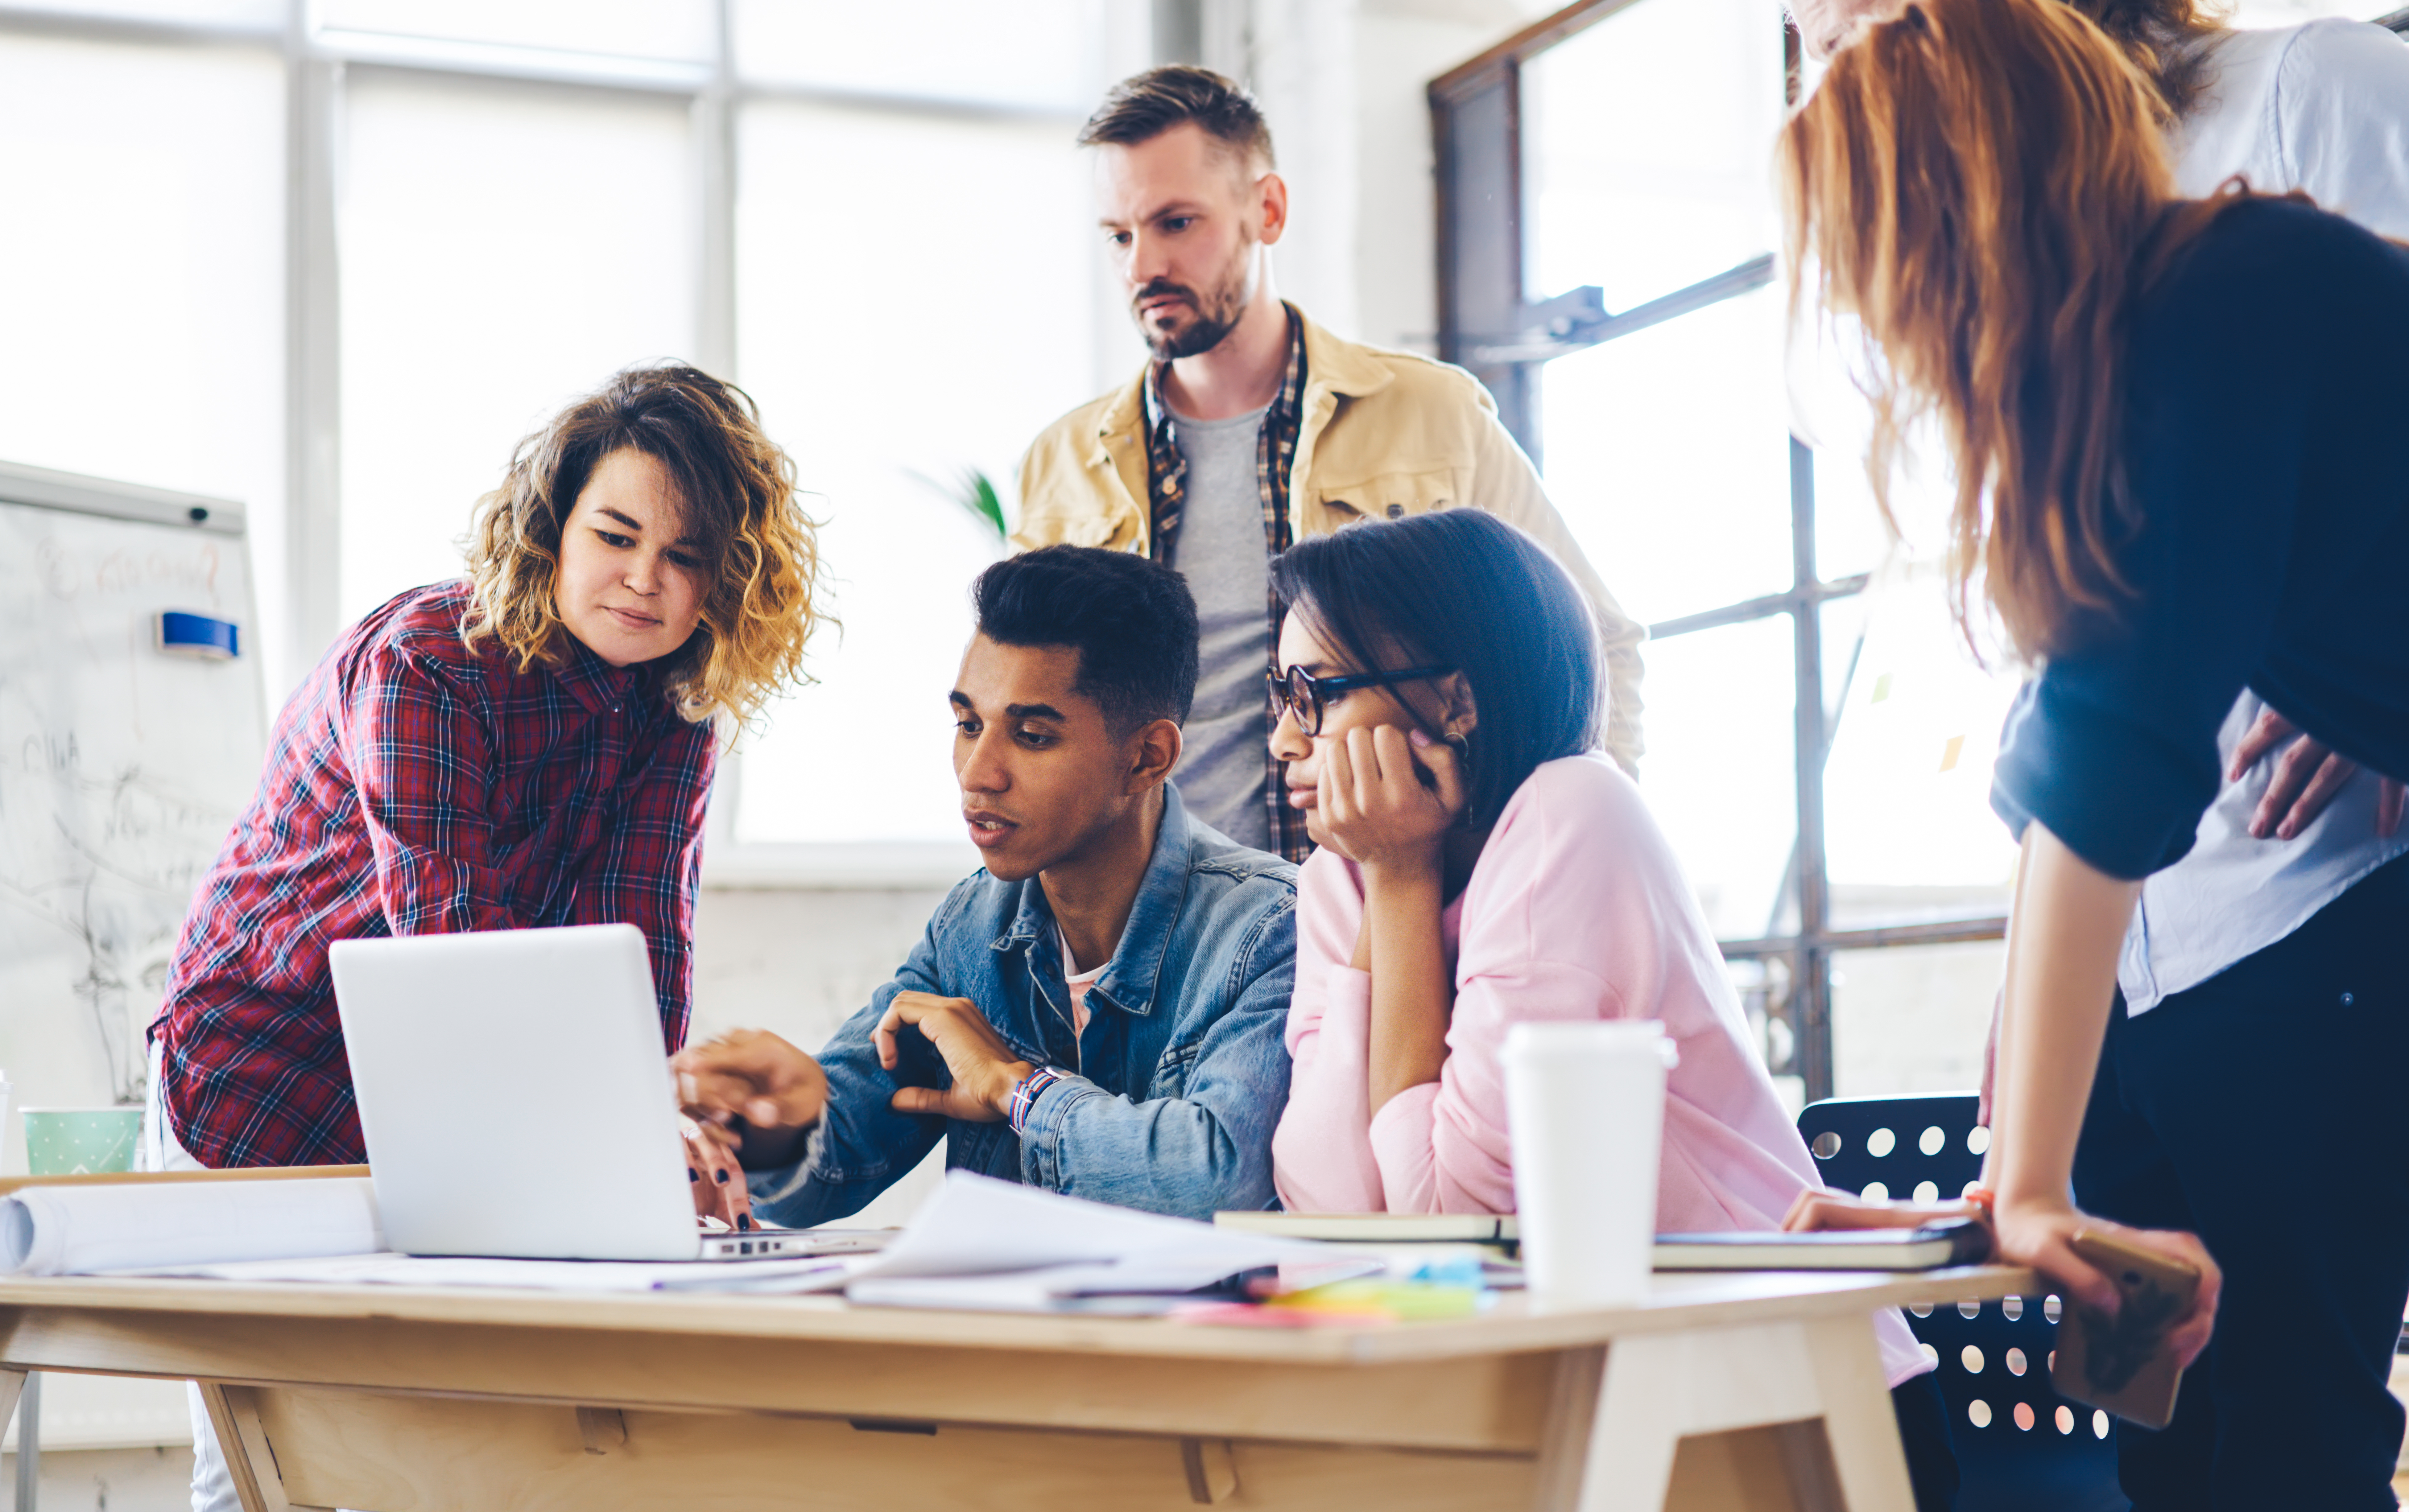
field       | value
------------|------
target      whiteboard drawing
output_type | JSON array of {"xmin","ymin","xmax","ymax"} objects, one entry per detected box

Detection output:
[{"xmin": 0, "ymin": 484, "xmax": 266, "ymax": 1133}]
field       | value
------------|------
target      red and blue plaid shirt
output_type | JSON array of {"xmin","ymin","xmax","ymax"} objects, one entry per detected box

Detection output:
[{"xmin": 154, "ymin": 580, "xmax": 717, "ymax": 1168}]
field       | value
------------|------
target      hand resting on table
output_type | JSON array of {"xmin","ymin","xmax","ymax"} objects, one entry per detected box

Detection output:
[{"xmin": 1781, "ymin": 1187, "xmax": 1985, "ymax": 1234}]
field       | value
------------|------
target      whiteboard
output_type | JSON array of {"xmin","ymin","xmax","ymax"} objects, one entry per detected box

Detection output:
[{"xmin": 0, "ymin": 462, "xmax": 266, "ymax": 1167}]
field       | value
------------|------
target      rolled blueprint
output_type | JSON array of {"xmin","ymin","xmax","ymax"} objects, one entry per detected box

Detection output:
[{"xmin": 0, "ymin": 1178, "xmax": 382, "ymax": 1276}]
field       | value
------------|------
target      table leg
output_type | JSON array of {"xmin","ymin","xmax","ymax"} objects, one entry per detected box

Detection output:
[
  {"xmin": 1533, "ymin": 1347, "xmax": 1609, "ymax": 1511},
  {"xmin": 196, "ymin": 1383, "xmax": 333, "ymax": 1512},
  {"xmin": 1554, "ymin": 1315, "xmax": 1916, "ymax": 1512},
  {"xmin": 4, "ymin": 1370, "xmax": 31, "ymax": 1512},
  {"xmin": 1801, "ymin": 1317, "xmax": 1922, "ymax": 1512}
]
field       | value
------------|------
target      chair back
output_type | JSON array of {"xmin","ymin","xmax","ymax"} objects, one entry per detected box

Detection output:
[{"xmin": 1799, "ymin": 1094, "xmax": 2126, "ymax": 1512}]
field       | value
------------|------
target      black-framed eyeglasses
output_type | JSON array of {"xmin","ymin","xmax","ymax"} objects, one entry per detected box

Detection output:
[{"xmin": 1266, "ymin": 663, "xmax": 1455, "ymax": 737}]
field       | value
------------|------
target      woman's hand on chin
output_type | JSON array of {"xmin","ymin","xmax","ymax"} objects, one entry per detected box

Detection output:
[
  {"xmin": 1992, "ymin": 1195, "xmax": 2221, "ymax": 1370},
  {"xmin": 1317, "ymin": 725, "xmax": 1467, "ymax": 875}
]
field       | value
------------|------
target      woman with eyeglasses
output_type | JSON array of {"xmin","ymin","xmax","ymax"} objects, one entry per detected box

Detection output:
[{"xmin": 1261, "ymin": 508, "xmax": 1957, "ymax": 1506}]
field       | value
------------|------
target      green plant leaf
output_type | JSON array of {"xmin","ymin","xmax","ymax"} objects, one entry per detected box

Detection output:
[
  {"xmin": 967, "ymin": 470, "xmax": 1007, "ymax": 539},
  {"xmin": 907, "ymin": 464, "xmax": 1008, "ymax": 540}
]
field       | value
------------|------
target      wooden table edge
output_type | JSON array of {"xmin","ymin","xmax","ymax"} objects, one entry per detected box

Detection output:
[{"xmin": 0, "ymin": 1265, "xmax": 2040, "ymax": 1367}]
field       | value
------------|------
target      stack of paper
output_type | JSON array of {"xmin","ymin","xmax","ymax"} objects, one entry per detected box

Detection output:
[
  {"xmin": 837, "ymin": 1173, "xmax": 1318, "ymax": 1311},
  {"xmin": 32, "ymin": 1172, "xmax": 1336, "ymax": 1312}
]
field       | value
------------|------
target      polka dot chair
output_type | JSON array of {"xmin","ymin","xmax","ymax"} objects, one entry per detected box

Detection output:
[{"xmin": 1797, "ymin": 1094, "xmax": 2126, "ymax": 1512}]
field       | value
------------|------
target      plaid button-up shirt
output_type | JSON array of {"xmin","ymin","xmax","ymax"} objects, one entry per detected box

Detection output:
[
  {"xmin": 154, "ymin": 580, "xmax": 716, "ymax": 1168},
  {"xmin": 1142, "ymin": 303, "xmax": 1312, "ymax": 862}
]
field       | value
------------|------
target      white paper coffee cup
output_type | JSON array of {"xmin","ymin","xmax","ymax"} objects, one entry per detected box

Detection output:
[{"xmin": 1501, "ymin": 1020, "xmax": 1679, "ymax": 1306}]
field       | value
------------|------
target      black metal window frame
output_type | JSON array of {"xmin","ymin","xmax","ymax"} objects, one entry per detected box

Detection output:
[{"xmin": 1430, "ymin": 0, "xmax": 2037, "ymax": 1102}]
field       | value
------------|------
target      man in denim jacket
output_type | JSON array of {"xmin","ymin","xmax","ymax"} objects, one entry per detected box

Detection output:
[{"xmin": 675, "ymin": 546, "xmax": 1297, "ymax": 1223}]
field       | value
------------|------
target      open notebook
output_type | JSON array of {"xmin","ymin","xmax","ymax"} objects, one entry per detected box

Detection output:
[{"xmin": 1216, "ymin": 1212, "xmax": 1992, "ymax": 1271}]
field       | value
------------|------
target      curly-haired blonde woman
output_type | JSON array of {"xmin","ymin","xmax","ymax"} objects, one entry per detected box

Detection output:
[{"xmin": 150, "ymin": 363, "xmax": 822, "ymax": 1172}]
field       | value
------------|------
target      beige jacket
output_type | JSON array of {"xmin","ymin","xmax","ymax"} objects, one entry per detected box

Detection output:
[{"xmin": 1013, "ymin": 313, "xmax": 1646, "ymax": 770}]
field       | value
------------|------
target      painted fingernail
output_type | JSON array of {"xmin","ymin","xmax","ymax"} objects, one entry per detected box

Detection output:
[
  {"xmin": 715, "ymin": 1169, "xmax": 730, "ymax": 1185},
  {"xmin": 688, "ymin": 1167, "xmax": 698, "ymax": 1183},
  {"xmin": 1410, "ymin": 729, "xmax": 1433, "ymax": 748},
  {"xmin": 737, "ymin": 1213, "xmax": 752, "ymax": 1231}
]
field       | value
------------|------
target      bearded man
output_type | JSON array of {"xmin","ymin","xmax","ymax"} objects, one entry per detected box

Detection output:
[{"xmin": 1014, "ymin": 66, "xmax": 1645, "ymax": 863}]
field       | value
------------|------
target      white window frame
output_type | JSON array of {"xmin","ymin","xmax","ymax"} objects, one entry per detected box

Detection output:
[{"xmin": 0, "ymin": 0, "xmax": 1124, "ymax": 890}]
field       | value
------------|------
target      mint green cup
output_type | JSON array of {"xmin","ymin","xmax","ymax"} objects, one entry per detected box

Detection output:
[{"xmin": 23, "ymin": 1108, "xmax": 144, "ymax": 1176}]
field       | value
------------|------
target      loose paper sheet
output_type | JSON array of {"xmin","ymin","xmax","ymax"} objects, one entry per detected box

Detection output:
[
  {"xmin": 60, "ymin": 1170, "xmax": 1328, "ymax": 1308},
  {"xmin": 837, "ymin": 1172, "xmax": 1316, "ymax": 1309}
]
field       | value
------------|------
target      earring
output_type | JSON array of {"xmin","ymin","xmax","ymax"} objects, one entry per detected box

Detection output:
[{"xmin": 1442, "ymin": 731, "xmax": 1476, "ymax": 827}]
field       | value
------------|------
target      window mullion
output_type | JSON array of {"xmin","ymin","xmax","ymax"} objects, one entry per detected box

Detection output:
[
  {"xmin": 696, "ymin": 0, "xmax": 736, "ymax": 380},
  {"xmin": 1790, "ymin": 435, "xmax": 1835, "ymax": 1102},
  {"xmin": 285, "ymin": 0, "xmax": 343, "ymax": 684}
]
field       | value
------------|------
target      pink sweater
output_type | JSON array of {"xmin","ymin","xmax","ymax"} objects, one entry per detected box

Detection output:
[{"xmin": 1270, "ymin": 754, "xmax": 1929, "ymax": 1386}]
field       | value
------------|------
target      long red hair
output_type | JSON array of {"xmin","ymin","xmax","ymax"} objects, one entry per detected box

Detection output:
[{"xmin": 1779, "ymin": 0, "xmax": 2229, "ymax": 657}]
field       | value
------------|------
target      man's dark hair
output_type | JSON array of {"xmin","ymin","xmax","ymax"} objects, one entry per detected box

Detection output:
[
  {"xmin": 973, "ymin": 546, "xmax": 1200, "ymax": 736},
  {"xmin": 1271, "ymin": 511, "xmax": 1600, "ymax": 828},
  {"xmin": 1077, "ymin": 65, "xmax": 1276, "ymax": 168}
]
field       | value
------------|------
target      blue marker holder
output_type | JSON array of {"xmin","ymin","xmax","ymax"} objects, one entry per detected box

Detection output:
[{"xmin": 156, "ymin": 611, "xmax": 240, "ymax": 661}]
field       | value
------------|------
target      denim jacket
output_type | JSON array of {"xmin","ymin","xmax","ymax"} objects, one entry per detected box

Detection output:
[{"xmin": 749, "ymin": 785, "xmax": 1298, "ymax": 1225}]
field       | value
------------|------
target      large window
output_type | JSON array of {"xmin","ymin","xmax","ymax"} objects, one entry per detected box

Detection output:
[
  {"xmin": 729, "ymin": 101, "xmax": 1106, "ymax": 862},
  {"xmin": 0, "ymin": 0, "xmax": 1137, "ymax": 886},
  {"xmin": 0, "ymin": 19, "xmax": 286, "ymax": 664},
  {"xmin": 1434, "ymin": 0, "xmax": 2002, "ymax": 1104},
  {"xmin": 1437, "ymin": 0, "xmax": 2409, "ymax": 1101},
  {"xmin": 338, "ymin": 70, "xmax": 700, "ymax": 621}
]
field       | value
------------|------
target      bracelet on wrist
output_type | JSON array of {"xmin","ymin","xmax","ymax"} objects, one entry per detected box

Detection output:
[{"xmin": 1007, "ymin": 1066, "xmax": 1066, "ymax": 1133}]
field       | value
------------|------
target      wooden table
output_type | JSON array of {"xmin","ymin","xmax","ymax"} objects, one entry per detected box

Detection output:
[{"xmin": 0, "ymin": 1265, "xmax": 2033, "ymax": 1512}]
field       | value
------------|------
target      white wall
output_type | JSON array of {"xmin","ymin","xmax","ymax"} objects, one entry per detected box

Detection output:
[
  {"xmin": 1225, "ymin": 0, "xmax": 1565, "ymax": 352},
  {"xmin": 691, "ymin": 884, "xmax": 957, "ymax": 1226},
  {"xmin": 1243, "ymin": 0, "xmax": 1363, "ymax": 337},
  {"xmin": 1352, "ymin": 0, "xmax": 1563, "ymax": 351},
  {"xmin": 2, "ymin": 1446, "xmax": 193, "ymax": 1512}
]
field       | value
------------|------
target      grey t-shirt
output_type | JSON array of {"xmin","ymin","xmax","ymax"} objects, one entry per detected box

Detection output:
[{"xmin": 1165, "ymin": 402, "xmax": 1273, "ymax": 850}]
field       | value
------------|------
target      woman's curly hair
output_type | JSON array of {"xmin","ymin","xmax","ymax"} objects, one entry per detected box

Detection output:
[{"xmin": 461, "ymin": 363, "xmax": 823, "ymax": 728}]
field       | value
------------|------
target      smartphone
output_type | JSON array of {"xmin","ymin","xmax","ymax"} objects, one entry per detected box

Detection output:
[{"xmin": 2049, "ymin": 1229, "xmax": 2202, "ymax": 1430}]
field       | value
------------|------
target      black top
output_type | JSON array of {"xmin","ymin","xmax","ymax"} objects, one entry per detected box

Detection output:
[{"xmin": 1991, "ymin": 198, "xmax": 2409, "ymax": 880}]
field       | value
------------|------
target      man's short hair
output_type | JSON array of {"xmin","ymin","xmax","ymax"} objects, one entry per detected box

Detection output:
[
  {"xmin": 1076, "ymin": 66, "xmax": 1276, "ymax": 169},
  {"xmin": 973, "ymin": 546, "xmax": 1200, "ymax": 735}
]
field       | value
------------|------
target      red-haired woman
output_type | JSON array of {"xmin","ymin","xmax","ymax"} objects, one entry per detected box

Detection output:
[{"xmin": 1782, "ymin": 0, "xmax": 2409, "ymax": 1504}]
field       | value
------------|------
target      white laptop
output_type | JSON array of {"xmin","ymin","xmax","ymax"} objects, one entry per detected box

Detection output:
[{"xmin": 329, "ymin": 923, "xmax": 842, "ymax": 1262}]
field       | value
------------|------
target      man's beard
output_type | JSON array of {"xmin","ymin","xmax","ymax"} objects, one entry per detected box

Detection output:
[{"xmin": 1132, "ymin": 254, "xmax": 1254, "ymax": 360}]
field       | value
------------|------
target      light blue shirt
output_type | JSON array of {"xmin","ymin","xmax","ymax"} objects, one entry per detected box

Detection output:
[{"xmin": 2121, "ymin": 694, "xmax": 2409, "ymax": 1012}]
